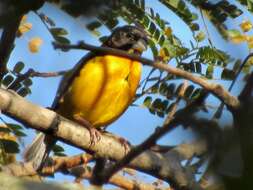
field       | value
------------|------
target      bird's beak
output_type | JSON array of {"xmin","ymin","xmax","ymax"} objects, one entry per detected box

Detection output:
[{"xmin": 132, "ymin": 39, "xmax": 147, "ymax": 54}]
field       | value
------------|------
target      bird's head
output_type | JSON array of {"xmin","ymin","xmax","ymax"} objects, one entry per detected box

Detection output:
[{"xmin": 104, "ymin": 25, "xmax": 148, "ymax": 55}]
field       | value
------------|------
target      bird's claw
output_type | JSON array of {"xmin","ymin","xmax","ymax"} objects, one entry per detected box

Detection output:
[
  {"xmin": 88, "ymin": 127, "xmax": 101, "ymax": 147},
  {"xmin": 73, "ymin": 114, "xmax": 101, "ymax": 147}
]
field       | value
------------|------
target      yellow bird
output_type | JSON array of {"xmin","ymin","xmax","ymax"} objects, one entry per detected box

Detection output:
[
  {"xmin": 57, "ymin": 55, "xmax": 142, "ymax": 127},
  {"xmin": 24, "ymin": 25, "xmax": 148, "ymax": 170}
]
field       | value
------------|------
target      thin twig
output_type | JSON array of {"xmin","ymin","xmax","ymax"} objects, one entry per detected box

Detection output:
[
  {"xmin": 4, "ymin": 153, "xmax": 162, "ymax": 190},
  {"xmin": 8, "ymin": 68, "xmax": 67, "ymax": 90},
  {"xmin": 213, "ymin": 53, "xmax": 253, "ymax": 119},
  {"xmin": 200, "ymin": 9, "xmax": 214, "ymax": 48},
  {"xmin": 28, "ymin": 69, "xmax": 68, "ymax": 78},
  {"xmin": 71, "ymin": 165, "xmax": 167, "ymax": 190},
  {"xmin": 134, "ymin": 76, "xmax": 168, "ymax": 101},
  {"xmin": 94, "ymin": 82, "xmax": 193, "ymax": 184},
  {"xmin": 141, "ymin": 68, "xmax": 156, "ymax": 92},
  {"xmin": 53, "ymin": 41, "xmax": 239, "ymax": 110}
]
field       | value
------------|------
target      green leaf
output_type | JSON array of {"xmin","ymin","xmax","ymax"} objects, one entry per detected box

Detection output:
[
  {"xmin": 190, "ymin": 23, "xmax": 199, "ymax": 31},
  {"xmin": 2, "ymin": 75, "xmax": 14, "ymax": 87},
  {"xmin": 196, "ymin": 46, "xmax": 230, "ymax": 66},
  {"xmin": 166, "ymin": 102, "xmax": 176, "ymax": 113},
  {"xmin": 158, "ymin": 35, "xmax": 165, "ymax": 46},
  {"xmin": 206, "ymin": 65, "xmax": 214, "ymax": 79},
  {"xmin": 7, "ymin": 123, "xmax": 23, "ymax": 130},
  {"xmin": 175, "ymin": 83, "xmax": 183, "ymax": 95},
  {"xmin": 148, "ymin": 39, "xmax": 158, "ymax": 57},
  {"xmin": 52, "ymin": 144, "xmax": 65, "ymax": 152},
  {"xmin": 22, "ymin": 78, "xmax": 33, "ymax": 87},
  {"xmin": 191, "ymin": 88, "xmax": 202, "ymax": 99},
  {"xmin": 232, "ymin": 59, "xmax": 242, "ymax": 72},
  {"xmin": 143, "ymin": 96, "xmax": 152, "ymax": 107},
  {"xmin": 6, "ymin": 123, "xmax": 26, "ymax": 137},
  {"xmin": 149, "ymin": 22, "xmax": 156, "ymax": 35},
  {"xmin": 159, "ymin": 0, "xmax": 198, "ymax": 32},
  {"xmin": 39, "ymin": 13, "xmax": 55, "ymax": 26},
  {"xmin": 149, "ymin": 106, "xmax": 156, "ymax": 114},
  {"xmin": 184, "ymin": 85, "xmax": 195, "ymax": 98},
  {"xmin": 13, "ymin": 62, "xmax": 25, "ymax": 73},
  {"xmin": 153, "ymin": 29, "xmax": 160, "ymax": 41},
  {"xmin": 152, "ymin": 98, "xmax": 163, "ymax": 111},
  {"xmin": 17, "ymin": 87, "xmax": 31, "ymax": 97},
  {"xmin": 159, "ymin": 82, "xmax": 168, "ymax": 96},
  {"xmin": 226, "ymin": 29, "xmax": 241, "ymax": 38},
  {"xmin": 221, "ymin": 68, "xmax": 236, "ymax": 80},
  {"xmin": 54, "ymin": 152, "xmax": 67, "ymax": 156},
  {"xmin": 86, "ymin": 21, "xmax": 102, "ymax": 31},
  {"xmin": 0, "ymin": 139, "xmax": 19, "ymax": 153},
  {"xmin": 195, "ymin": 62, "xmax": 202, "ymax": 73},
  {"xmin": 99, "ymin": 36, "xmax": 108, "ymax": 43},
  {"xmin": 11, "ymin": 83, "xmax": 22, "ymax": 92},
  {"xmin": 50, "ymin": 27, "xmax": 68, "ymax": 36},
  {"xmin": 195, "ymin": 31, "xmax": 206, "ymax": 42},
  {"xmin": 54, "ymin": 36, "xmax": 70, "ymax": 44},
  {"xmin": 157, "ymin": 111, "xmax": 164, "ymax": 118},
  {"xmin": 0, "ymin": 126, "xmax": 11, "ymax": 133},
  {"xmin": 167, "ymin": 83, "xmax": 176, "ymax": 99},
  {"xmin": 13, "ymin": 130, "xmax": 26, "ymax": 137},
  {"xmin": 151, "ymin": 83, "xmax": 159, "ymax": 93}
]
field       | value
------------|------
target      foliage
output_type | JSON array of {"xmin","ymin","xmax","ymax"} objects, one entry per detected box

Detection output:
[{"xmin": 1, "ymin": 0, "xmax": 253, "ymax": 189}]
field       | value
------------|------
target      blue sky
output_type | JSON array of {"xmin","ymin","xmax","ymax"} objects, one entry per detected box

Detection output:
[{"xmin": 1, "ymin": 0, "xmax": 252, "ymax": 186}]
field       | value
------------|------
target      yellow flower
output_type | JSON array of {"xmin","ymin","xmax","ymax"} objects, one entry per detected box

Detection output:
[
  {"xmin": 28, "ymin": 37, "xmax": 43, "ymax": 53},
  {"xmin": 246, "ymin": 35, "xmax": 253, "ymax": 49},
  {"xmin": 230, "ymin": 34, "xmax": 246, "ymax": 44},
  {"xmin": 240, "ymin": 20, "xmax": 253, "ymax": 32},
  {"xmin": 18, "ymin": 23, "xmax": 32, "ymax": 36},
  {"xmin": 17, "ymin": 15, "xmax": 32, "ymax": 37},
  {"xmin": 164, "ymin": 27, "xmax": 172, "ymax": 37},
  {"xmin": 158, "ymin": 48, "xmax": 170, "ymax": 61},
  {"xmin": 195, "ymin": 31, "xmax": 205, "ymax": 42}
]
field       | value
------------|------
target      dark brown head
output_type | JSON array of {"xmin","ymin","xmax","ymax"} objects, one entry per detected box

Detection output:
[{"xmin": 104, "ymin": 25, "xmax": 148, "ymax": 54}]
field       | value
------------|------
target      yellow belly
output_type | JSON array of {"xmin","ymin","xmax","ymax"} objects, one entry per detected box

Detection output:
[{"xmin": 57, "ymin": 55, "xmax": 142, "ymax": 128}]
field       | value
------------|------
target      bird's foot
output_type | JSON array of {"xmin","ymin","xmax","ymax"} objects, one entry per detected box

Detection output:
[
  {"xmin": 73, "ymin": 115, "xmax": 101, "ymax": 147},
  {"xmin": 87, "ymin": 127, "xmax": 101, "ymax": 147}
]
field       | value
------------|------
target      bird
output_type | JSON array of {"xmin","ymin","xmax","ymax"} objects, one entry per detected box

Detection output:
[{"xmin": 24, "ymin": 25, "xmax": 148, "ymax": 170}]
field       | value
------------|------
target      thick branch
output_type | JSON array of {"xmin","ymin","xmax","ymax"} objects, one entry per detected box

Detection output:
[
  {"xmin": 0, "ymin": 88, "xmax": 206, "ymax": 189},
  {"xmin": 0, "ymin": 172, "xmax": 85, "ymax": 190},
  {"xmin": 0, "ymin": 16, "xmax": 22, "ymax": 80},
  {"xmin": 4, "ymin": 160, "xmax": 162, "ymax": 190},
  {"xmin": 53, "ymin": 42, "xmax": 240, "ymax": 110},
  {"xmin": 71, "ymin": 165, "xmax": 166, "ymax": 190}
]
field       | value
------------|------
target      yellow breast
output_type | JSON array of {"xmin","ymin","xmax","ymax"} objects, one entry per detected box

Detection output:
[{"xmin": 57, "ymin": 55, "xmax": 142, "ymax": 127}]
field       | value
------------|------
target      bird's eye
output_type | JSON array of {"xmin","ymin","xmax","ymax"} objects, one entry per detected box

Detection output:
[{"xmin": 126, "ymin": 33, "xmax": 134, "ymax": 39}]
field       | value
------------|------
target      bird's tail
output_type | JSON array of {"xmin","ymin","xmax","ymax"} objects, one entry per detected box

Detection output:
[{"xmin": 24, "ymin": 132, "xmax": 56, "ymax": 170}]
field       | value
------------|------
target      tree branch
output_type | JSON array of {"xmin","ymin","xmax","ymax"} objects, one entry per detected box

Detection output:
[
  {"xmin": 213, "ymin": 53, "xmax": 253, "ymax": 119},
  {"xmin": 95, "ymin": 81, "xmax": 188, "ymax": 185},
  {"xmin": 0, "ymin": 87, "xmax": 207, "ymax": 189},
  {"xmin": 71, "ymin": 165, "xmax": 168, "ymax": 190},
  {"xmin": 53, "ymin": 41, "xmax": 240, "ymax": 110},
  {"xmin": 0, "ymin": 172, "xmax": 87, "ymax": 190},
  {"xmin": 0, "ymin": 16, "xmax": 22, "ymax": 80},
  {"xmin": 3, "ymin": 156, "xmax": 165, "ymax": 190}
]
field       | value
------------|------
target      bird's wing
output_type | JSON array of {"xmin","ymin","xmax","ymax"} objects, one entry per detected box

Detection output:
[{"xmin": 51, "ymin": 52, "xmax": 96, "ymax": 110}]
